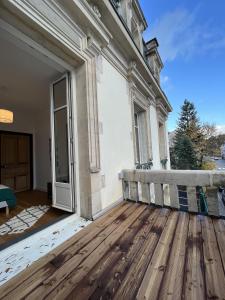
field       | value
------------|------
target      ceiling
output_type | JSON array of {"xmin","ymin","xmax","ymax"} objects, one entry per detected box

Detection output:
[{"xmin": 0, "ymin": 30, "xmax": 65, "ymax": 113}]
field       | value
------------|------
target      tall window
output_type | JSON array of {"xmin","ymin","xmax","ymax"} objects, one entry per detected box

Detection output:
[
  {"xmin": 134, "ymin": 104, "xmax": 148, "ymax": 164},
  {"xmin": 158, "ymin": 122, "xmax": 166, "ymax": 160},
  {"xmin": 134, "ymin": 112, "xmax": 140, "ymax": 163},
  {"xmin": 131, "ymin": 18, "xmax": 141, "ymax": 50}
]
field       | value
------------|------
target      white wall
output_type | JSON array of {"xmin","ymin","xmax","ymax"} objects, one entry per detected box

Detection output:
[
  {"xmin": 0, "ymin": 108, "xmax": 51, "ymax": 191},
  {"xmin": 34, "ymin": 109, "xmax": 51, "ymax": 191},
  {"xmin": 0, "ymin": 110, "xmax": 35, "ymax": 134},
  {"xmin": 97, "ymin": 56, "xmax": 134, "ymax": 210},
  {"xmin": 0, "ymin": 109, "xmax": 37, "ymax": 185}
]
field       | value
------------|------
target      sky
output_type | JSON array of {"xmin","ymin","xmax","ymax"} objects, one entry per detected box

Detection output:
[{"xmin": 140, "ymin": 0, "xmax": 225, "ymax": 133}]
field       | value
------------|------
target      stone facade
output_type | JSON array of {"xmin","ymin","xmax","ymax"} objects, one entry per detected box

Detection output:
[{"xmin": 0, "ymin": 0, "xmax": 172, "ymax": 218}]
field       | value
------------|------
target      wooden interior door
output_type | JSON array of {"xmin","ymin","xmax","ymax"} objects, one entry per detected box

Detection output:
[{"xmin": 0, "ymin": 133, "xmax": 31, "ymax": 192}]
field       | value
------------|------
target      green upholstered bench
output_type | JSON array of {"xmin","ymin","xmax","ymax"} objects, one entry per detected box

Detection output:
[{"xmin": 0, "ymin": 185, "xmax": 16, "ymax": 208}]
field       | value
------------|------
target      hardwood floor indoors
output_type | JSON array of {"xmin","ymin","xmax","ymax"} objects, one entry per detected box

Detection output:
[{"xmin": 0, "ymin": 190, "xmax": 70, "ymax": 248}]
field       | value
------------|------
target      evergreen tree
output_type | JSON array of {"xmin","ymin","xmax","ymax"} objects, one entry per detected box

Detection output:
[
  {"xmin": 175, "ymin": 99, "xmax": 205, "ymax": 167},
  {"xmin": 173, "ymin": 135, "xmax": 197, "ymax": 170}
]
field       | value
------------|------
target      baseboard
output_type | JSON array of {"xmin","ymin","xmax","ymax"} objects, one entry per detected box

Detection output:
[
  {"xmin": 92, "ymin": 197, "xmax": 124, "ymax": 220},
  {"xmin": 34, "ymin": 187, "xmax": 47, "ymax": 192}
]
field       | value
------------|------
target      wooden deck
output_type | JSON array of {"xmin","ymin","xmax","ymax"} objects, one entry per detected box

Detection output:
[{"xmin": 1, "ymin": 201, "xmax": 225, "ymax": 300}]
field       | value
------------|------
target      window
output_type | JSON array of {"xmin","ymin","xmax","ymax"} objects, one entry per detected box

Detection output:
[
  {"xmin": 131, "ymin": 17, "xmax": 143, "ymax": 53},
  {"xmin": 133, "ymin": 104, "xmax": 148, "ymax": 164},
  {"xmin": 117, "ymin": 0, "xmax": 127, "ymax": 22},
  {"xmin": 158, "ymin": 122, "xmax": 167, "ymax": 160},
  {"xmin": 134, "ymin": 112, "xmax": 140, "ymax": 163}
]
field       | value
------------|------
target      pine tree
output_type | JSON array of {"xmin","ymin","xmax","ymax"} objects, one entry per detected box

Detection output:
[
  {"xmin": 174, "ymin": 135, "xmax": 197, "ymax": 170},
  {"xmin": 175, "ymin": 99, "xmax": 205, "ymax": 167}
]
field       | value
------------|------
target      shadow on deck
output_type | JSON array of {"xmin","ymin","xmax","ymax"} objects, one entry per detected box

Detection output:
[{"xmin": 0, "ymin": 201, "xmax": 225, "ymax": 299}]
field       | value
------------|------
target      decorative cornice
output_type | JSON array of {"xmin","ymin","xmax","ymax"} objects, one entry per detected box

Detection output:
[
  {"xmin": 128, "ymin": 61, "xmax": 155, "ymax": 100},
  {"xmin": 5, "ymin": 0, "xmax": 84, "ymax": 54},
  {"xmin": 80, "ymin": 0, "xmax": 112, "ymax": 47},
  {"xmin": 101, "ymin": 45, "xmax": 128, "ymax": 78},
  {"xmin": 156, "ymin": 98, "xmax": 169, "ymax": 123},
  {"xmin": 149, "ymin": 97, "xmax": 157, "ymax": 107},
  {"xmin": 82, "ymin": 34, "xmax": 102, "ymax": 58},
  {"xmin": 91, "ymin": 4, "xmax": 101, "ymax": 18},
  {"xmin": 130, "ymin": 84, "xmax": 150, "ymax": 110}
]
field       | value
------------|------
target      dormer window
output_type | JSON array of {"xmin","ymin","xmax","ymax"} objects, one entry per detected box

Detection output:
[
  {"xmin": 111, "ymin": 0, "xmax": 147, "ymax": 54},
  {"xmin": 145, "ymin": 38, "xmax": 163, "ymax": 84},
  {"xmin": 111, "ymin": 0, "xmax": 121, "ymax": 9},
  {"xmin": 131, "ymin": 18, "xmax": 140, "ymax": 48}
]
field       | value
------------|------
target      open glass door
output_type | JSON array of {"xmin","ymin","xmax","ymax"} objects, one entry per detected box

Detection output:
[{"xmin": 50, "ymin": 73, "xmax": 75, "ymax": 212}]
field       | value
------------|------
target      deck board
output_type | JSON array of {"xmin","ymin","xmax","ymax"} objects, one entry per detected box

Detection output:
[
  {"xmin": 158, "ymin": 212, "xmax": 189, "ymax": 300},
  {"xmin": 1, "ymin": 202, "xmax": 225, "ymax": 300},
  {"xmin": 183, "ymin": 214, "xmax": 206, "ymax": 300},
  {"xmin": 201, "ymin": 216, "xmax": 225, "ymax": 299}
]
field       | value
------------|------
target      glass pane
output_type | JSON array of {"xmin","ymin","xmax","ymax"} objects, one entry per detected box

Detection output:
[
  {"xmin": 134, "ymin": 113, "xmax": 138, "ymax": 127},
  {"xmin": 135, "ymin": 126, "xmax": 140, "ymax": 163},
  {"xmin": 53, "ymin": 78, "xmax": 67, "ymax": 109},
  {"xmin": 54, "ymin": 108, "xmax": 69, "ymax": 183}
]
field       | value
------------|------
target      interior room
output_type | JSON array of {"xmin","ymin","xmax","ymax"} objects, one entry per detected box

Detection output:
[{"xmin": 0, "ymin": 27, "xmax": 70, "ymax": 247}]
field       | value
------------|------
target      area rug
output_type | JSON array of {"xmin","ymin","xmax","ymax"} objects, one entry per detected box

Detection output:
[{"xmin": 0, "ymin": 205, "xmax": 50, "ymax": 235}]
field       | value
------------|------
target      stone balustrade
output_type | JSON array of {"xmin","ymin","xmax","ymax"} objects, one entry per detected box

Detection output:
[{"xmin": 121, "ymin": 169, "xmax": 225, "ymax": 217}]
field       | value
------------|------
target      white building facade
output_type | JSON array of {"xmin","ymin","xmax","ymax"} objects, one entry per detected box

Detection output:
[{"xmin": 0, "ymin": 0, "xmax": 172, "ymax": 219}]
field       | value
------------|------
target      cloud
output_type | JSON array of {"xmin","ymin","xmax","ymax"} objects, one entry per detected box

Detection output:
[
  {"xmin": 160, "ymin": 75, "xmax": 173, "ymax": 91},
  {"xmin": 146, "ymin": 7, "xmax": 225, "ymax": 62},
  {"xmin": 216, "ymin": 125, "xmax": 225, "ymax": 135},
  {"xmin": 161, "ymin": 75, "xmax": 169, "ymax": 84}
]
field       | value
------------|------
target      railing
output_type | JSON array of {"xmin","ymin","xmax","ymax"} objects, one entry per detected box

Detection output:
[{"xmin": 121, "ymin": 169, "xmax": 225, "ymax": 217}]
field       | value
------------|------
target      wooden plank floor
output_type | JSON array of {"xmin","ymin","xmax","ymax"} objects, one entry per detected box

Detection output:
[
  {"xmin": 0, "ymin": 190, "xmax": 69, "ymax": 247},
  {"xmin": 1, "ymin": 201, "xmax": 225, "ymax": 300}
]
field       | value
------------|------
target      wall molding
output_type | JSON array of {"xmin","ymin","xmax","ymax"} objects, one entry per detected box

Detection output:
[
  {"xmin": 128, "ymin": 61, "xmax": 155, "ymax": 100},
  {"xmin": 156, "ymin": 99, "xmax": 168, "ymax": 124},
  {"xmin": 6, "ymin": 0, "xmax": 83, "ymax": 54},
  {"xmin": 82, "ymin": 37, "xmax": 102, "ymax": 173},
  {"xmin": 101, "ymin": 45, "xmax": 128, "ymax": 79}
]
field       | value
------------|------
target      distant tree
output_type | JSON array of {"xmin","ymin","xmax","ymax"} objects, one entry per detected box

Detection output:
[
  {"xmin": 205, "ymin": 134, "xmax": 225, "ymax": 157},
  {"xmin": 169, "ymin": 147, "xmax": 176, "ymax": 169},
  {"xmin": 175, "ymin": 99, "xmax": 205, "ymax": 167},
  {"xmin": 170, "ymin": 100, "xmax": 224, "ymax": 169},
  {"xmin": 173, "ymin": 135, "xmax": 198, "ymax": 170},
  {"xmin": 201, "ymin": 123, "xmax": 217, "ymax": 157},
  {"xmin": 201, "ymin": 161, "xmax": 216, "ymax": 170}
]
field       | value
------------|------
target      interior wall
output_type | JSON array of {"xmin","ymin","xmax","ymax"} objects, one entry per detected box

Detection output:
[
  {"xmin": 0, "ymin": 109, "xmax": 37, "ymax": 186},
  {"xmin": 0, "ymin": 110, "xmax": 35, "ymax": 134},
  {"xmin": 0, "ymin": 107, "xmax": 51, "ymax": 192},
  {"xmin": 34, "ymin": 108, "xmax": 51, "ymax": 192},
  {"xmin": 97, "ymin": 56, "xmax": 134, "ymax": 211}
]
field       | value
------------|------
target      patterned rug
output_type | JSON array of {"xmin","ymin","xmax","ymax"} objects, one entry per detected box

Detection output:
[{"xmin": 0, "ymin": 205, "xmax": 50, "ymax": 235}]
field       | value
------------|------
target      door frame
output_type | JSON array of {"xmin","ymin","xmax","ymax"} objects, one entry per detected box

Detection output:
[
  {"xmin": 0, "ymin": 18, "xmax": 80, "ymax": 215},
  {"xmin": 0, "ymin": 130, "xmax": 33, "ymax": 190},
  {"xmin": 50, "ymin": 73, "xmax": 76, "ymax": 213}
]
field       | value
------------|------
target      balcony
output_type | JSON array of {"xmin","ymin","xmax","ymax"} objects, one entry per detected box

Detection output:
[
  {"xmin": 1, "ymin": 170, "xmax": 225, "ymax": 300},
  {"xmin": 121, "ymin": 169, "xmax": 225, "ymax": 217}
]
